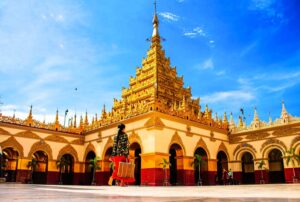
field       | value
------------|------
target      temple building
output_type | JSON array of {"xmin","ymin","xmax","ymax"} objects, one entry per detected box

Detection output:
[{"xmin": 0, "ymin": 5, "xmax": 299, "ymax": 186}]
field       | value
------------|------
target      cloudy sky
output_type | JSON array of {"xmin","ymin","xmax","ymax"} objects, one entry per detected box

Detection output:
[{"xmin": 0, "ymin": 0, "xmax": 300, "ymax": 125}]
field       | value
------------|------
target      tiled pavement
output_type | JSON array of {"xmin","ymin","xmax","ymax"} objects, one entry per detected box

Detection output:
[{"xmin": 0, "ymin": 184, "xmax": 299, "ymax": 202}]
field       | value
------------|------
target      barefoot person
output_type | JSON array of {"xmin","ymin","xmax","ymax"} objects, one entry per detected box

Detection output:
[{"xmin": 110, "ymin": 123, "xmax": 135, "ymax": 186}]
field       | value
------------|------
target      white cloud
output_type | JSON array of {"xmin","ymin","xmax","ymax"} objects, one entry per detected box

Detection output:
[
  {"xmin": 216, "ymin": 70, "xmax": 226, "ymax": 76},
  {"xmin": 202, "ymin": 58, "xmax": 214, "ymax": 70},
  {"xmin": 159, "ymin": 12, "xmax": 179, "ymax": 21},
  {"xmin": 184, "ymin": 27, "xmax": 206, "ymax": 38},
  {"xmin": 202, "ymin": 90, "xmax": 255, "ymax": 104}
]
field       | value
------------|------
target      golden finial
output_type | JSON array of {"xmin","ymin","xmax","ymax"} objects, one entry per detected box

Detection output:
[
  {"xmin": 84, "ymin": 110, "xmax": 88, "ymax": 126},
  {"xmin": 223, "ymin": 112, "xmax": 228, "ymax": 124},
  {"xmin": 74, "ymin": 114, "xmax": 77, "ymax": 128},
  {"xmin": 26, "ymin": 105, "xmax": 33, "ymax": 126},
  {"xmin": 54, "ymin": 109, "xmax": 59, "ymax": 130}
]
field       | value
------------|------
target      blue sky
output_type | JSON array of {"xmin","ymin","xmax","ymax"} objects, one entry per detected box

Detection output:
[{"xmin": 0, "ymin": 0, "xmax": 300, "ymax": 125}]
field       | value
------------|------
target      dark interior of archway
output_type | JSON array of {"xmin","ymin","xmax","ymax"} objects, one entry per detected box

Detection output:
[
  {"xmin": 1, "ymin": 147, "xmax": 19, "ymax": 182},
  {"xmin": 61, "ymin": 154, "xmax": 74, "ymax": 185},
  {"xmin": 169, "ymin": 144, "xmax": 183, "ymax": 185},
  {"xmin": 130, "ymin": 143, "xmax": 141, "ymax": 185},
  {"xmin": 241, "ymin": 152, "xmax": 255, "ymax": 184},
  {"xmin": 194, "ymin": 147, "xmax": 208, "ymax": 185},
  {"xmin": 32, "ymin": 151, "xmax": 48, "ymax": 184},
  {"xmin": 84, "ymin": 151, "xmax": 96, "ymax": 185},
  {"xmin": 105, "ymin": 147, "xmax": 113, "ymax": 175},
  {"xmin": 268, "ymin": 149, "xmax": 285, "ymax": 183},
  {"xmin": 217, "ymin": 151, "xmax": 228, "ymax": 185}
]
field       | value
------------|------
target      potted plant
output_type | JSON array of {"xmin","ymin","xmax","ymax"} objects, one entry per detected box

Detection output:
[
  {"xmin": 255, "ymin": 160, "xmax": 266, "ymax": 184},
  {"xmin": 192, "ymin": 154, "xmax": 206, "ymax": 186},
  {"xmin": 56, "ymin": 156, "xmax": 70, "ymax": 185},
  {"xmin": 159, "ymin": 158, "xmax": 171, "ymax": 186},
  {"xmin": 285, "ymin": 147, "xmax": 300, "ymax": 183},
  {"xmin": 89, "ymin": 156, "xmax": 101, "ymax": 185},
  {"xmin": 26, "ymin": 158, "xmax": 38, "ymax": 184}
]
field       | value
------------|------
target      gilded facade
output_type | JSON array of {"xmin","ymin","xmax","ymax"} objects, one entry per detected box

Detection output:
[{"xmin": 0, "ymin": 6, "xmax": 299, "ymax": 186}]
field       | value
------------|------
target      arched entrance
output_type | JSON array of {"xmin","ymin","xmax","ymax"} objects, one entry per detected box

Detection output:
[
  {"xmin": 194, "ymin": 147, "xmax": 208, "ymax": 185},
  {"xmin": 2, "ymin": 147, "xmax": 19, "ymax": 182},
  {"xmin": 217, "ymin": 151, "xmax": 228, "ymax": 185},
  {"xmin": 268, "ymin": 149, "xmax": 285, "ymax": 183},
  {"xmin": 241, "ymin": 152, "xmax": 255, "ymax": 184},
  {"xmin": 130, "ymin": 143, "xmax": 141, "ymax": 185},
  {"xmin": 61, "ymin": 154, "xmax": 74, "ymax": 185},
  {"xmin": 104, "ymin": 147, "xmax": 113, "ymax": 185},
  {"xmin": 169, "ymin": 143, "xmax": 184, "ymax": 185},
  {"xmin": 32, "ymin": 151, "xmax": 48, "ymax": 184},
  {"xmin": 85, "ymin": 151, "xmax": 96, "ymax": 185}
]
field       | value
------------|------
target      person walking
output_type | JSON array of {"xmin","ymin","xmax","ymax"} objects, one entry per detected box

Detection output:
[{"xmin": 110, "ymin": 123, "xmax": 135, "ymax": 186}]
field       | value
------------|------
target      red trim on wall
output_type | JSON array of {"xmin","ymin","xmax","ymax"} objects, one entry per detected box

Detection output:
[{"xmin": 284, "ymin": 168, "xmax": 300, "ymax": 183}]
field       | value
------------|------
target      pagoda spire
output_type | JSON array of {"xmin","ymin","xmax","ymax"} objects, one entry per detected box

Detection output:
[
  {"xmin": 84, "ymin": 110, "xmax": 89, "ymax": 126},
  {"xmin": 26, "ymin": 105, "xmax": 33, "ymax": 126},
  {"xmin": 54, "ymin": 109, "xmax": 59, "ymax": 130},
  {"xmin": 281, "ymin": 100, "xmax": 289, "ymax": 123},
  {"xmin": 74, "ymin": 114, "xmax": 77, "ymax": 128},
  {"xmin": 152, "ymin": 0, "xmax": 159, "ymax": 37},
  {"xmin": 269, "ymin": 112, "xmax": 273, "ymax": 125}
]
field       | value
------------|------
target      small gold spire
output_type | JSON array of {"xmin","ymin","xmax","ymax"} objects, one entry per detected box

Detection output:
[
  {"xmin": 54, "ymin": 109, "xmax": 59, "ymax": 130},
  {"xmin": 84, "ymin": 111, "xmax": 88, "ymax": 126},
  {"xmin": 26, "ymin": 105, "xmax": 33, "ymax": 126},
  {"xmin": 223, "ymin": 112, "xmax": 228, "ymax": 124},
  {"xmin": 74, "ymin": 114, "xmax": 77, "ymax": 128}
]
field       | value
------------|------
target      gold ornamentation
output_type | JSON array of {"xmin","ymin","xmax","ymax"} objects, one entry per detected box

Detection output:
[
  {"xmin": 0, "ymin": 136, "xmax": 24, "ymax": 158},
  {"xmin": 102, "ymin": 137, "xmax": 114, "ymax": 160},
  {"xmin": 0, "ymin": 128, "xmax": 11, "ymax": 135},
  {"xmin": 229, "ymin": 136, "xmax": 243, "ymax": 143},
  {"xmin": 186, "ymin": 125, "xmax": 193, "ymax": 137},
  {"xmin": 169, "ymin": 131, "xmax": 186, "ymax": 156},
  {"xmin": 83, "ymin": 142, "xmax": 96, "ymax": 160},
  {"xmin": 97, "ymin": 131, "xmax": 102, "ymax": 142},
  {"xmin": 291, "ymin": 135, "xmax": 300, "ymax": 148},
  {"xmin": 210, "ymin": 130, "xmax": 216, "ymax": 142},
  {"xmin": 44, "ymin": 134, "xmax": 69, "ymax": 143},
  {"xmin": 233, "ymin": 143, "xmax": 256, "ymax": 159},
  {"xmin": 129, "ymin": 131, "xmax": 142, "ymax": 146},
  {"xmin": 194, "ymin": 138, "xmax": 210, "ymax": 158},
  {"xmin": 245, "ymin": 132, "xmax": 270, "ymax": 140},
  {"xmin": 57, "ymin": 144, "xmax": 79, "ymax": 162},
  {"xmin": 144, "ymin": 116, "xmax": 165, "ymax": 129},
  {"xmin": 27, "ymin": 140, "xmax": 53, "ymax": 160},
  {"xmin": 217, "ymin": 142, "xmax": 230, "ymax": 160},
  {"xmin": 15, "ymin": 130, "xmax": 40, "ymax": 139},
  {"xmin": 70, "ymin": 137, "xmax": 84, "ymax": 145},
  {"xmin": 260, "ymin": 138, "xmax": 287, "ymax": 155}
]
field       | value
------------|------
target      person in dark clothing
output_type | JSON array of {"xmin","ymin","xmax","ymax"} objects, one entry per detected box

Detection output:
[{"xmin": 110, "ymin": 123, "xmax": 134, "ymax": 186}]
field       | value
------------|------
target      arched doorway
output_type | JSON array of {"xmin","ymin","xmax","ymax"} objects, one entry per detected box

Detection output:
[
  {"xmin": 169, "ymin": 143, "xmax": 184, "ymax": 185},
  {"xmin": 104, "ymin": 147, "xmax": 113, "ymax": 185},
  {"xmin": 130, "ymin": 143, "xmax": 141, "ymax": 185},
  {"xmin": 32, "ymin": 151, "xmax": 48, "ymax": 184},
  {"xmin": 241, "ymin": 152, "xmax": 255, "ymax": 184},
  {"xmin": 217, "ymin": 151, "xmax": 228, "ymax": 185},
  {"xmin": 85, "ymin": 151, "xmax": 96, "ymax": 185},
  {"xmin": 61, "ymin": 154, "xmax": 74, "ymax": 185},
  {"xmin": 2, "ymin": 147, "xmax": 19, "ymax": 182},
  {"xmin": 194, "ymin": 147, "xmax": 208, "ymax": 185},
  {"xmin": 268, "ymin": 149, "xmax": 285, "ymax": 183}
]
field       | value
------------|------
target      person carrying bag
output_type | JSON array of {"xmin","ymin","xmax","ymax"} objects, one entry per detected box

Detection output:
[{"xmin": 110, "ymin": 123, "xmax": 135, "ymax": 186}]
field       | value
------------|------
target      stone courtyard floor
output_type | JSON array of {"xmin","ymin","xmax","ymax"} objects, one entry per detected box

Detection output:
[{"xmin": 0, "ymin": 184, "xmax": 300, "ymax": 202}]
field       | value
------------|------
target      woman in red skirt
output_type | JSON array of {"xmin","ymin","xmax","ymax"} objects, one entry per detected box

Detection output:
[{"xmin": 110, "ymin": 123, "xmax": 135, "ymax": 186}]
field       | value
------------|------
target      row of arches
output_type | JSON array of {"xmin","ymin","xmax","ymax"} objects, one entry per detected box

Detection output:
[
  {"xmin": 168, "ymin": 143, "xmax": 288, "ymax": 185},
  {"xmin": 1, "ymin": 147, "xmax": 75, "ymax": 184}
]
